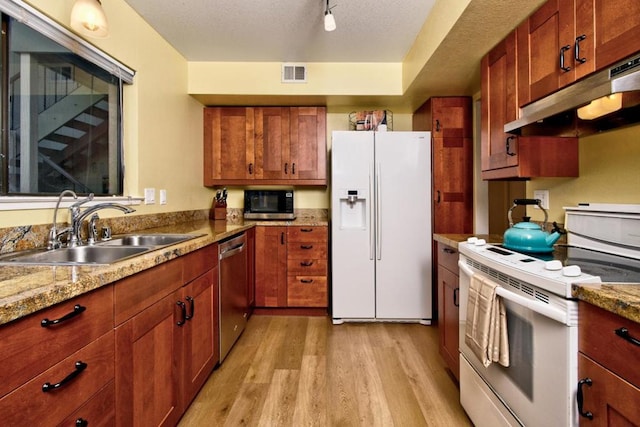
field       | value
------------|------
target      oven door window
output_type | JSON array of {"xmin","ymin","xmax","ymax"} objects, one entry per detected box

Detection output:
[{"xmin": 505, "ymin": 310, "xmax": 533, "ymax": 400}]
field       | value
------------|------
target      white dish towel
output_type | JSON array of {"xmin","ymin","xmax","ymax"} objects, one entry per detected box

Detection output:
[{"xmin": 464, "ymin": 273, "xmax": 510, "ymax": 367}]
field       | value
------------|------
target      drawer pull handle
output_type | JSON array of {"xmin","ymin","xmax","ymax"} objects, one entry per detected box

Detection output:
[
  {"xmin": 300, "ymin": 261, "xmax": 314, "ymax": 267},
  {"xmin": 76, "ymin": 418, "xmax": 88, "ymax": 427},
  {"xmin": 560, "ymin": 45, "xmax": 571, "ymax": 72},
  {"xmin": 300, "ymin": 228, "xmax": 313, "ymax": 232},
  {"xmin": 42, "ymin": 361, "xmax": 87, "ymax": 393},
  {"xmin": 185, "ymin": 296, "xmax": 195, "ymax": 321},
  {"xmin": 301, "ymin": 245, "xmax": 313, "ymax": 249},
  {"xmin": 443, "ymin": 247, "xmax": 456, "ymax": 254},
  {"xmin": 41, "ymin": 304, "xmax": 86, "ymax": 327},
  {"xmin": 453, "ymin": 288, "xmax": 459, "ymax": 307},
  {"xmin": 576, "ymin": 378, "xmax": 594, "ymax": 420},
  {"xmin": 301, "ymin": 279, "xmax": 314, "ymax": 284},
  {"xmin": 176, "ymin": 301, "xmax": 187, "ymax": 326},
  {"xmin": 615, "ymin": 327, "xmax": 640, "ymax": 346}
]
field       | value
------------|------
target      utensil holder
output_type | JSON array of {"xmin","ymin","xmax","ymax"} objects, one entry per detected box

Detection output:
[{"xmin": 213, "ymin": 207, "xmax": 227, "ymax": 221}]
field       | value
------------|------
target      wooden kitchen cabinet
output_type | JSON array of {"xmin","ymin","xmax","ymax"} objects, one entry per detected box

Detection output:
[
  {"xmin": 518, "ymin": 0, "xmax": 640, "ymax": 106},
  {"xmin": 436, "ymin": 242, "xmax": 460, "ymax": 380},
  {"xmin": 287, "ymin": 225, "xmax": 328, "ymax": 307},
  {"xmin": 203, "ymin": 107, "xmax": 255, "ymax": 185},
  {"xmin": 204, "ymin": 106, "xmax": 327, "ymax": 186},
  {"xmin": 115, "ymin": 245, "xmax": 219, "ymax": 426},
  {"xmin": 0, "ymin": 285, "xmax": 115, "ymax": 425},
  {"xmin": 255, "ymin": 226, "xmax": 288, "ymax": 307},
  {"xmin": 481, "ymin": 30, "xmax": 579, "ymax": 180},
  {"xmin": 413, "ymin": 96, "xmax": 473, "ymax": 234},
  {"xmin": 577, "ymin": 302, "xmax": 640, "ymax": 426},
  {"xmin": 254, "ymin": 225, "xmax": 328, "ymax": 308},
  {"xmin": 246, "ymin": 226, "xmax": 256, "ymax": 311}
]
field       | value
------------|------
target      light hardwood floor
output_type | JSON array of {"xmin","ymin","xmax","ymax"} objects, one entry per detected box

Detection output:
[{"xmin": 179, "ymin": 315, "xmax": 472, "ymax": 427}]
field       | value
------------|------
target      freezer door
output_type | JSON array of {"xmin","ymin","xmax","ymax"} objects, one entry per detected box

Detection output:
[
  {"xmin": 331, "ymin": 131, "xmax": 376, "ymax": 319},
  {"xmin": 374, "ymin": 132, "xmax": 432, "ymax": 320}
]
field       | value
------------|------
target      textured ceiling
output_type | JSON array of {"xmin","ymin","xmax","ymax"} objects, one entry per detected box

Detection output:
[{"xmin": 123, "ymin": 0, "xmax": 546, "ymax": 112}]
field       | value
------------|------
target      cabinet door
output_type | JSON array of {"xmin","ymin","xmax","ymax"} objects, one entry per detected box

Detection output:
[
  {"xmin": 431, "ymin": 97, "xmax": 472, "ymax": 138},
  {"xmin": 481, "ymin": 31, "xmax": 519, "ymax": 173},
  {"xmin": 289, "ymin": 107, "xmax": 326, "ymax": 181},
  {"xmin": 255, "ymin": 107, "xmax": 290, "ymax": 180},
  {"xmin": 182, "ymin": 269, "xmax": 218, "ymax": 406},
  {"xmin": 517, "ymin": 0, "xmax": 576, "ymax": 106},
  {"xmin": 203, "ymin": 107, "xmax": 255, "ymax": 185},
  {"xmin": 438, "ymin": 265, "xmax": 460, "ymax": 381},
  {"xmin": 578, "ymin": 353, "xmax": 640, "ymax": 426},
  {"xmin": 588, "ymin": 0, "xmax": 640, "ymax": 70},
  {"xmin": 254, "ymin": 226, "xmax": 288, "ymax": 307},
  {"xmin": 115, "ymin": 290, "xmax": 183, "ymax": 427}
]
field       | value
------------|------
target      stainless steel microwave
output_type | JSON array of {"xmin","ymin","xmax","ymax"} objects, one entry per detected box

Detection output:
[{"xmin": 243, "ymin": 190, "xmax": 295, "ymax": 220}]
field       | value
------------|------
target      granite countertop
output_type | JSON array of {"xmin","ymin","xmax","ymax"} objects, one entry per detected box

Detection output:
[
  {"xmin": 0, "ymin": 216, "xmax": 328, "ymax": 326},
  {"xmin": 433, "ymin": 233, "xmax": 503, "ymax": 248},
  {"xmin": 572, "ymin": 283, "xmax": 640, "ymax": 324}
]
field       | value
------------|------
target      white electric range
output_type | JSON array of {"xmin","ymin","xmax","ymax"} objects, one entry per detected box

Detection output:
[{"xmin": 457, "ymin": 204, "xmax": 640, "ymax": 427}]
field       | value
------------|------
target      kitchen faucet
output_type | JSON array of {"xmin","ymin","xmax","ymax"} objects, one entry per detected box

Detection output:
[
  {"xmin": 48, "ymin": 190, "xmax": 79, "ymax": 250},
  {"xmin": 67, "ymin": 198, "xmax": 135, "ymax": 247}
]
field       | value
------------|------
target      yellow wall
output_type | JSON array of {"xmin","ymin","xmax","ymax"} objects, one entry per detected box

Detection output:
[{"xmin": 527, "ymin": 124, "xmax": 640, "ymax": 224}]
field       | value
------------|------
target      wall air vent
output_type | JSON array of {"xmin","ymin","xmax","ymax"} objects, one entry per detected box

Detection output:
[{"xmin": 281, "ymin": 63, "xmax": 307, "ymax": 83}]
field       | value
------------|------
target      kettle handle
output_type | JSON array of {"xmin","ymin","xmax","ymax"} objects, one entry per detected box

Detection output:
[{"xmin": 508, "ymin": 199, "xmax": 548, "ymax": 228}]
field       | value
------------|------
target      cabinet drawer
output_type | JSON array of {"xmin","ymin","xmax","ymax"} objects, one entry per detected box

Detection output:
[
  {"xmin": 287, "ymin": 276, "xmax": 327, "ymax": 307},
  {"xmin": 579, "ymin": 302, "xmax": 640, "ymax": 389},
  {"xmin": 183, "ymin": 244, "xmax": 217, "ymax": 284},
  {"xmin": 0, "ymin": 285, "xmax": 113, "ymax": 398},
  {"xmin": 287, "ymin": 258, "xmax": 327, "ymax": 275},
  {"xmin": 287, "ymin": 242, "xmax": 327, "ymax": 259},
  {"xmin": 60, "ymin": 380, "xmax": 115, "ymax": 427},
  {"xmin": 437, "ymin": 242, "xmax": 459, "ymax": 274},
  {"xmin": 0, "ymin": 330, "xmax": 114, "ymax": 426},
  {"xmin": 115, "ymin": 256, "xmax": 183, "ymax": 325},
  {"xmin": 288, "ymin": 226, "xmax": 328, "ymax": 242}
]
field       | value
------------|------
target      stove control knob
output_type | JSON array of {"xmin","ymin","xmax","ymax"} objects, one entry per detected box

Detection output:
[
  {"xmin": 474, "ymin": 238, "xmax": 487, "ymax": 246},
  {"xmin": 467, "ymin": 237, "xmax": 478, "ymax": 244},
  {"xmin": 545, "ymin": 260, "xmax": 563, "ymax": 271},
  {"xmin": 563, "ymin": 265, "xmax": 582, "ymax": 277}
]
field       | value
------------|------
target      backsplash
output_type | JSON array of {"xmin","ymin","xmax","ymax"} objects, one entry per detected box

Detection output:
[{"xmin": 0, "ymin": 208, "xmax": 328, "ymax": 254}]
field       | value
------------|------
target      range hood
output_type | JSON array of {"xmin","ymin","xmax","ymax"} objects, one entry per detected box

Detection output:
[{"xmin": 505, "ymin": 54, "xmax": 640, "ymax": 133}]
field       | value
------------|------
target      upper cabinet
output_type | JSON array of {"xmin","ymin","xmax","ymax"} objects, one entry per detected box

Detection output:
[
  {"xmin": 204, "ymin": 106, "xmax": 327, "ymax": 186},
  {"xmin": 517, "ymin": 0, "xmax": 640, "ymax": 106},
  {"xmin": 481, "ymin": 30, "xmax": 579, "ymax": 180}
]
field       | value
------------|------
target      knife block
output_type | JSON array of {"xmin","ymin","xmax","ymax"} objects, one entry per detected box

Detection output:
[{"xmin": 213, "ymin": 207, "xmax": 227, "ymax": 221}]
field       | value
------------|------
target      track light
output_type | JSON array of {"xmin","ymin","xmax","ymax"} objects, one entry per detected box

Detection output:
[
  {"xmin": 70, "ymin": 0, "xmax": 109, "ymax": 38},
  {"xmin": 324, "ymin": 0, "xmax": 336, "ymax": 32}
]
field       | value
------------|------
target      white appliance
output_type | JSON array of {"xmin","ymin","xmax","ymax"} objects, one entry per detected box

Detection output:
[
  {"xmin": 458, "ymin": 204, "xmax": 640, "ymax": 427},
  {"xmin": 331, "ymin": 131, "xmax": 432, "ymax": 323}
]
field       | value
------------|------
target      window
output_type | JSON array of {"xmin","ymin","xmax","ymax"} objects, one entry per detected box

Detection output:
[{"xmin": 0, "ymin": 1, "xmax": 134, "ymax": 197}]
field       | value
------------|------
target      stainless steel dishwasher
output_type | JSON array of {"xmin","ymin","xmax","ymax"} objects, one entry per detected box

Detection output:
[{"xmin": 218, "ymin": 233, "xmax": 248, "ymax": 362}]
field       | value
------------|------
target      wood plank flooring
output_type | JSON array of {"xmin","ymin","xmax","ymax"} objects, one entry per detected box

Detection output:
[{"xmin": 178, "ymin": 316, "xmax": 472, "ymax": 427}]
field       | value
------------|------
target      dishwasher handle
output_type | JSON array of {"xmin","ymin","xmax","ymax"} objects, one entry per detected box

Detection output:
[{"xmin": 219, "ymin": 235, "xmax": 246, "ymax": 260}]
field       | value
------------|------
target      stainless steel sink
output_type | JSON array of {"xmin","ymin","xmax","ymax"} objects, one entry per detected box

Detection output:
[
  {"xmin": 98, "ymin": 234, "xmax": 199, "ymax": 247},
  {"xmin": 0, "ymin": 246, "xmax": 151, "ymax": 266},
  {"xmin": 0, "ymin": 233, "xmax": 204, "ymax": 266}
]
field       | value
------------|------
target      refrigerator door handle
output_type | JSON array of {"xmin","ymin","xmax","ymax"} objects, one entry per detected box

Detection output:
[
  {"xmin": 369, "ymin": 164, "xmax": 375, "ymax": 260},
  {"xmin": 376, "ymin": 162, "xmax": 382, "ymax": 260}
]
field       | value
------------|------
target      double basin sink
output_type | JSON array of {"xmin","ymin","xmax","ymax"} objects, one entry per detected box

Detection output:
[{"xmin": 0, "ymin": 233, "xmax": 204, "ymax": 266}]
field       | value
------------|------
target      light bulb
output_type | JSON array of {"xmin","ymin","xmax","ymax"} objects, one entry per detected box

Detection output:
[{"xmin": 324, "ymin": 12, "xmax": 336, "ymax": 31}]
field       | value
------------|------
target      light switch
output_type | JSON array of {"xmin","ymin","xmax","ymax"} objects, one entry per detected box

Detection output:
[
  {"xmin": 144, "ymin": 188, "xmax": 155, "ymax": 205},
  {"xmin": 533, "ymin": 190, "xmax": 549, "ymax": 209},
  {"xmin": 159, "ymin": 189, "xmax": 167, "ymax": 205}
]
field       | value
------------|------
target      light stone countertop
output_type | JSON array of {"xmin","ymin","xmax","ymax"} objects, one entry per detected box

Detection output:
[{"xmin": 0, "ymin": 217, "xmax": 328, "ymax": 326}]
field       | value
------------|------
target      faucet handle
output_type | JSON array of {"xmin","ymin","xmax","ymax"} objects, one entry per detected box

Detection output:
[
  {"xmin": 70, "ymin": 193, "xmax": 95, "ymax": 210},
  {"xmin": 87, "ymin": 214, "xmax": 99, "ymax": 245},
  {"xmin": 101, "ymin": 226, "xmax": 112, "ymax": 241}
]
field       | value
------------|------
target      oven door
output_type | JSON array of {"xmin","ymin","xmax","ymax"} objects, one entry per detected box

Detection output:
[{"xmin": 458, "ymin": 258, "xmax": 578, "ymax": 427}]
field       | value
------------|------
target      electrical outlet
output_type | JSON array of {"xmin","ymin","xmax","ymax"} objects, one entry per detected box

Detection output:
[
  {"xmin": 159, "ymin": 189, "xmax": 167, "ymax": 205},
  {"xmin": 533, "ymin": 190, "xmax": 549, "ymax": 209},
  {"xmin": 144, "ymin": 188, "xmax": 155, "ymax": 205}
]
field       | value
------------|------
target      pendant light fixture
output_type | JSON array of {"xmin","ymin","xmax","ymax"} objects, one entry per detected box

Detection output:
[
  {"xmin": 70, "ymin": 0, "xmax": 109, "ymax": 38},
  {"xmin": 324, "ymin": 0, "xmax": 336, "ymax": 32}
]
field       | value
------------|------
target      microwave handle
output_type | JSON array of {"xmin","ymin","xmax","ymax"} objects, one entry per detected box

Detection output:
[{"xmin": 458, "ymin": 260, "xmax": 569, "ymax": 325}]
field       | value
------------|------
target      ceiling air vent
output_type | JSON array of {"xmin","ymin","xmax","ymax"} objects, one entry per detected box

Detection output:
[{"xmin": 282, "ymin": 63, "xmax": 307, "ymax": 83}]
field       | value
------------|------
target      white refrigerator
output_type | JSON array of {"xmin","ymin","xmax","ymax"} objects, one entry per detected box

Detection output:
[{"xmin": 331, "ymin": 131, "xmax": 432, "ymax": 323}]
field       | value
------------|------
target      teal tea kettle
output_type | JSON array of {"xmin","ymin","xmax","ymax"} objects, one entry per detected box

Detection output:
[{"xmin": 503, "ymin": 199, "xmax": 565, "ymax": 253}]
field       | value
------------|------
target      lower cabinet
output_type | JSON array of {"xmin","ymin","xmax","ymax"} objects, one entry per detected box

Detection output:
[
  {"xmin": 115, "ymin": 244, "xmax": 218, "ymax": 426},
  {"xmin": 577, "ymin": 302, "xmax": 640, "ymax": 426},
  {"xmin": 436, "ymin": 241, "xmax": 460, "ymax": 380},
  {"xmin": 255, "ymin": 225, "xmax": 328, "ymax": 308}
]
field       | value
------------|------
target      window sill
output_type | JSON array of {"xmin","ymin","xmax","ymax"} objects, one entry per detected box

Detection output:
[{"xmin": 0, "ymin": 196, "xmax": 143, "ymax": 211}]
